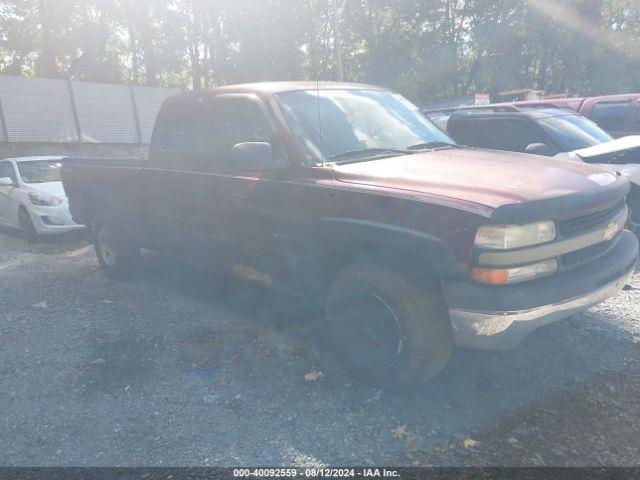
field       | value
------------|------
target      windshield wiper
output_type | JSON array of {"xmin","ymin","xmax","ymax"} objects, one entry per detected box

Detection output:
[
  {"xmin": 329, "ymin": 147, "xmax": 410, "ymax": 162},
  {"xmin": 406, "ymin": 141, "xmax": 458, "ymax": 150}
]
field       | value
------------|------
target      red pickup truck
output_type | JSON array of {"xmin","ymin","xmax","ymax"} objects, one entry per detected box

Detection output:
[
  {"xmin": 61, "ymin": 82, "xmax": 639, "ymax": 388},
  {"xmin": 511, "ymin": 93, "xmax": 640, "ymax": 137}
]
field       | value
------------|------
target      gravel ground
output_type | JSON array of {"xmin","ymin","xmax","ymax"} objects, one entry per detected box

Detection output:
[{"xmin": 0, "ymin": 227, "xmax": 639, "ymax": 467}]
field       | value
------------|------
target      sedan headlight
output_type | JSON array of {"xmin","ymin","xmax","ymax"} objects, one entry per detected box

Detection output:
[
  {"xmin": 475, "ymin": 221, "xmax": 556, "ymax": 250},
  {"xmin": 471, "ymin": 259, "xmax": 558, "ymax": 285},
  {"xmin": 28, "ymin": 191, "xmax": 63, "ymax": 207}
]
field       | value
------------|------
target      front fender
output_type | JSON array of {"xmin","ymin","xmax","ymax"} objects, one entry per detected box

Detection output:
[{"xmin": 315, "ymin": 217, "xmax": 461, "ymax": 278}]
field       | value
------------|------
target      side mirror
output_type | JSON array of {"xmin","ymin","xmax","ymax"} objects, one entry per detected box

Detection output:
[
  {"xmin": 525, "ymin": 143, "xmax": 553, "ymax": 156},
  {"xmin": 228, "ymin": 142, "xmax": 283, "ymax": 171},
  {"xmin": 0, "ymin": 177, "xmax": 14, "ymax": 187}
]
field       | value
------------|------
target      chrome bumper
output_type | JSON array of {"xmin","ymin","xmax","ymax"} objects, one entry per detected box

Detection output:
[{"xmin": 449, "ymin": 264, "xmax": 635, "ymax": 350}]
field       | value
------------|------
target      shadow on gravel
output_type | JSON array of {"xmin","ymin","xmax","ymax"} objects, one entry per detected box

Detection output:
[
  {"xmin": 87, "ymin": 249, "xmax": 639, "ymax": 465},
  {"xmin": 0, "ymin": 225, "xmax": 89, "ymax": 253}
]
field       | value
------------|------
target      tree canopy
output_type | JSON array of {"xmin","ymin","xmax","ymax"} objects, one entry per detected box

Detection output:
[{"xmin": 1, "ymin": 0, "xmax": 638, "ymax": 105}]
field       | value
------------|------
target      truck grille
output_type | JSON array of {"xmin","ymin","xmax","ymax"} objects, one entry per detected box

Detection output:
[
  {"xmin": 561, "ymin": 238, "xmax": 615, "ymax": 269},
  {"xmin": 558, "ymin": 201, "xmax": 625, "ymax": 238}
]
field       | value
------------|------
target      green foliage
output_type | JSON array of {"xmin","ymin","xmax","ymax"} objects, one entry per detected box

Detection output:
[{"xmin": 0, "ymin": 0, "xmax": 638, "ymax": 102}]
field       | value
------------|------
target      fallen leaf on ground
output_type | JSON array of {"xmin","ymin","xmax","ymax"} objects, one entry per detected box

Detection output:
[
  {"xmin": 365, "ymin": 390, "xmax": 382, "ymax": 403},
  {"xmin": 463, "ymin": 438, "xmax": 478, "ymax": 448},
  {"xmin": 304, "ymin": 370, "xmax": 324, "ymax": 381},
  {"xmin": 391, "ymin": 425, "xmax": 410, "ymax": 439}
]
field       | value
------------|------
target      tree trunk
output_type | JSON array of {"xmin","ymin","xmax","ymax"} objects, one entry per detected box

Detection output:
[
  {"xmin": 129, "ymin": 24, "xmax": 138, "ymax": 85},
  {"xmin": 37, "ymin": 0, "xmax": 58, "ymax": 77}
]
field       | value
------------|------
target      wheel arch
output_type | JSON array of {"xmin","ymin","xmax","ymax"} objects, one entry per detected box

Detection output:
[{"xmin": 304, "ymin": 218, "xmax": 461, "ymax": 295}]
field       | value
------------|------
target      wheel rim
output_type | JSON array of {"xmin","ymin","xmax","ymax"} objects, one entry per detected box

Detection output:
[
  {"xmin": 98, "ymin": 225, "xmax": 117, "ymax": 267},
  {"xmin": 329, "ymin": 292, "xmax": 403, "ymax": 369}
]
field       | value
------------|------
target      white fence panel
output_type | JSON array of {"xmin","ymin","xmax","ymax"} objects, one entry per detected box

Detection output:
[
  {"xmin": 133, "ymin": 86, "xmax": 177, "ymax": 143},
  {"xmin": 0, "ymin": 76, "xmax": 78, "ymax": 142},
  {"xmin": 72, "ymin": 81, "xmax": 139, "ymax": 143}
]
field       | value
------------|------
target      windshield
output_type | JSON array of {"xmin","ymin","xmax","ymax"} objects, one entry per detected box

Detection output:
[
  {"xmin": 276, "ymin": 89, "xmax": 456, "ymax": 164},
  {"xmin": 537, "ymin": 114, "xmax": 613, "ymax": 151},
  {"xmin": 17, "ymin": 160, "xmax": 62, "ymax": 184}
]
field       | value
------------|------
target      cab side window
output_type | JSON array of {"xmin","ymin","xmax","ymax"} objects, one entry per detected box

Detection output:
[
  {"xmin": 207, "ymin": 96, "xmax": 279, "ymax": 171},
  {"xmin": 590, "ymin": 100, "xmax": 630, "ymax": 131},
  {"xmin": 149, "ymin": 95, "xmax": 280, "ymax": 173}
]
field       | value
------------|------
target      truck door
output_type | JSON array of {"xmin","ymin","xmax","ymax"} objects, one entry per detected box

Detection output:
[
  {"xmin": 193, "ymin": 94, "xmax": 298, "ymax": 286},
  {"xmin": 143, "ymin": 96, "xmax": 228, "ymax": 264}
]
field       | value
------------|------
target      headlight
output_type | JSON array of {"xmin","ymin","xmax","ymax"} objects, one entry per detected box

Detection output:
[
  {"xmin": 471, "ymin": 259, "xmax": 558, "ymax": 285},
  {"xmin": 28, "ymin": 191, "xmax": 63, "ymax": 207},
  {"xmin": 475, "ymin": 221, "xmax": 556, "ymax": 250}
]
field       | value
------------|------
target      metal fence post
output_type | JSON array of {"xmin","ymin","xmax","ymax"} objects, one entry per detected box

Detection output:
[
  {"xmin": 66, "ymin": 78, "xmax": 82, "ymax": 143},
  {"xmin": 0, "ymin": 98, "xmax": 9, "ymax": 143},
  {"xmin": 129, "ymin": 84, "xmax": 143, "ymax": 145}
]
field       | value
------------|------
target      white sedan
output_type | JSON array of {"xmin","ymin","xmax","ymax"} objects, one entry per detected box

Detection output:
[{"xmin": 0, "ymin": 156, "xmax": 84, "ymax": 238}]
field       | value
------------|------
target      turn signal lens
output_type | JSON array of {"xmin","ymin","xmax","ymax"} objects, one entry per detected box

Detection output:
[
  {"xmin": 471, "ymin": 267, "xmax": 510, "ymax": 285},
  {"xmin": 471, "ymin": 259, "xmax": 558, "ymax": 285}
]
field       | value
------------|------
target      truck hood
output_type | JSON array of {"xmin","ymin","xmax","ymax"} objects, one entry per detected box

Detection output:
[{"xmin": 331, "ymin": 148, "xmax": 619, "ymax": 210}]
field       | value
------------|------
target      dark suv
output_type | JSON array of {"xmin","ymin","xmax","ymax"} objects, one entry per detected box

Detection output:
[
  {"xmin": 427, "ymin": 106, "xmax": 614, "ymax": 156},
  {"xmin": 426, "ymin": 106, "xmax": 640, "ymax": 235}
]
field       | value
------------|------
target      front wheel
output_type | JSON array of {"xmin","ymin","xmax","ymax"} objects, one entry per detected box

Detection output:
[
  {"xmin": 93, "ymin": 214, "xmax": 140, "ymax": 279},
  {"xmin": 18, "ymin": 207, "xmax": 38, "ymax": 242},
  {"xmin": 325, "ymin": 263, "xmax": 452, "ymax": 389}
]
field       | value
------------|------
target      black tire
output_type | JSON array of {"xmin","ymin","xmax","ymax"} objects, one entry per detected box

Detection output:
[
  {"xmin": 325, "ymin": 263, "xmax": 452, "ymax": 389},
  {"xmin": 629, "ymin": 211, "xmax": 640, "ymax": 238},
  {"xmin": 93, "ymin": 212, "xmax": 140, "ymax": 279},
  {"xmin": 18, "ymin": 207, "xmax": 38, "ymax": 242}
]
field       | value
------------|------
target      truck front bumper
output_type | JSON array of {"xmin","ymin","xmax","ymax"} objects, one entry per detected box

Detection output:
[{"xmin": 442, "ymin": 230, "xmax": 639, "ymax": 350}]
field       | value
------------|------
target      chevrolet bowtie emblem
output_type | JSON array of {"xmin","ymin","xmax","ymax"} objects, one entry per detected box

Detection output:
[{"xmin": 603, "ymin": 221, "xmax": 619, "ymax": 241}]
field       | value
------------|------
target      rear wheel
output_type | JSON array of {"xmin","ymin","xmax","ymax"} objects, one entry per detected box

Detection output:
[
  {"xmin": 325, "ymin": 263, "xmax": 452, "ymax": 389},
  {"xmin": 93, "ymin": 213, "xmax": 140, "ymax": 279},
  {"xmin": 18, "ymin": 207, "xmax": 38, "ymax": 242}
]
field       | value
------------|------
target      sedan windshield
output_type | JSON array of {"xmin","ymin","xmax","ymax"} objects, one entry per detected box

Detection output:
[
  {"xmin": 537, "ymin": 113, "xmax": 613, "ymax": 151},
  {"xmin": 276, "ymin": 89, "xmax": 456, "ymax": 164},
  {"xmin": 17, "ymin": 160, "xmax": 62, "ymax": 184}
]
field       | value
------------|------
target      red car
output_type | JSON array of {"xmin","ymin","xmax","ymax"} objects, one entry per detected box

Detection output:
[{"xmin": 509, "ymin": 94, "xmax": 640, "ymax": 138}]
